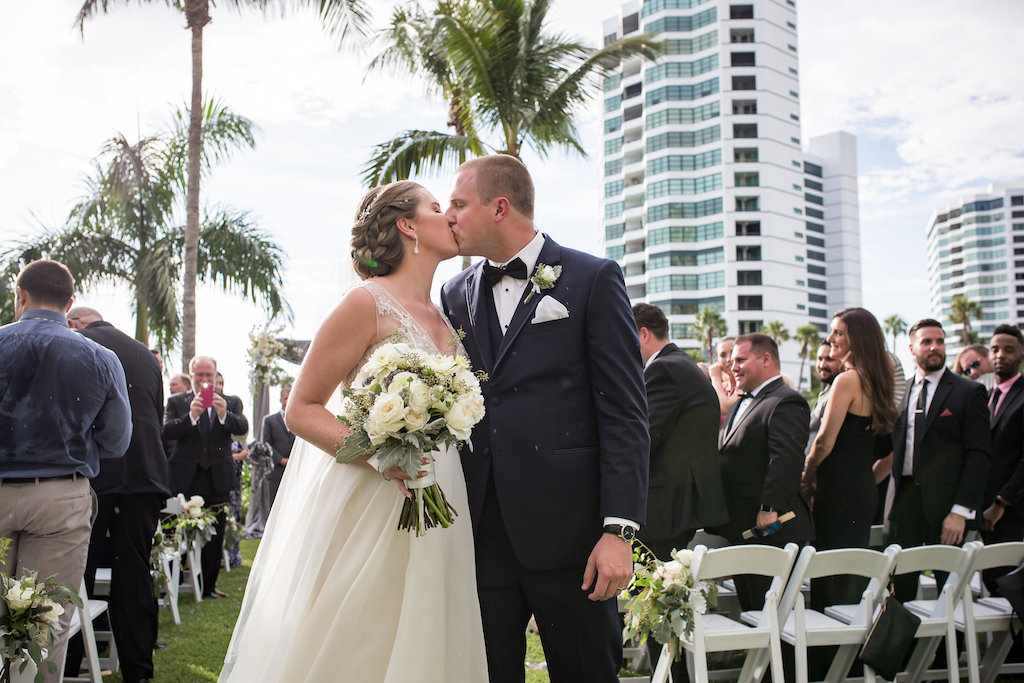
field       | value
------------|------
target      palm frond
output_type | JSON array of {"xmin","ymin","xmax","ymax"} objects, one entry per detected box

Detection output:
[
  {"xmin": 362, "ymin": 130, "xmax": 488, "ymax": 186},
  {"xmin": 195, "ymin": 208, "xmax": 290, "ymax": 321},
  {"xmin": 74, "ymin": 0, "xmax": 177, "ymax": 34},
  {"xmin": 166, "ymin": 99, "xmax": 256, "ymax": 191},
  {"xmin": 135, "ymin": 236, "xmax": 183, "ymax": 350}
]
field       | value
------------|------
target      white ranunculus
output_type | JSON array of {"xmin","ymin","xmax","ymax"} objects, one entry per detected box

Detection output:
[
  {"xmin": 403, "ymin": 410, "xmax": 429, "ymax": 432},
  {"xmin": 37, "ymin": 599, "xmax": 64, "ymax": 624},
  {"xmin": 366, "ymin": 393, "xmax": 408, "ymax": 445},
  {"xmin": 5, "ymin": 582, "xmax": 35, "ymax": 611},
  {"xmin": 425, "ymin": 354, "xmax": 458, "ymax": 377},
  {"xmin": 406, "ymin": 379, "xmax": 433, "ymax": 413},
  {"xmin": 445, "ymin": 395, "xmax": 482, "ymax": 441},
  {"xmin": 365, "ymin": 344, "xmax": 406, "ymax": 377},
  {"xmin": 460, "ymin": 392, "xmax": 485, "ymax": 423}
]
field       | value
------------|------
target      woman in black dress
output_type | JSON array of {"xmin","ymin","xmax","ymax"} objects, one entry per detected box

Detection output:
[{"xmin": 803, "ymin": 307, "xmax": 896, "ymax": 610}]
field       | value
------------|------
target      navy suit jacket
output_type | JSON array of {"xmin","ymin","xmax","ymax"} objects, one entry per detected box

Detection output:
[{"xmin": 441, "ymin": 236, "xmax": 649, "ymax": 570}]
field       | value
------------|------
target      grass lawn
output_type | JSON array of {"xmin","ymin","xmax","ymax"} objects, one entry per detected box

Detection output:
[{"xmin": 91, "ymin": 539, "xmax": 642, "ymax": 682}]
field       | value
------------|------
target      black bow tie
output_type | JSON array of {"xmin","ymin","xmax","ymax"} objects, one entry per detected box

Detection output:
[
  {"xmin": 482, "ymin": 258, "xmax": 528, "ymax": 286},
  {"xmin": 736, "ymin": 392, "xmax": 752, "ymax": 401}
]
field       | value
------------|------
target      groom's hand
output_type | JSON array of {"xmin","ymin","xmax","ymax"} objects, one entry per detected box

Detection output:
[{"xmin": 583, "ymin": 534, "xmax": 633, "ymax": 601}]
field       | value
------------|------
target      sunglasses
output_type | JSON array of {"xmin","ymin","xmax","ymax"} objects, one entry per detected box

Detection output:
[{"xmin": 959, "ymin": 359, "xmax": 982, "ymax": 376}]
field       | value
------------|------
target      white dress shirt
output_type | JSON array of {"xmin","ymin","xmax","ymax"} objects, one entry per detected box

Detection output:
[
  {"xmin": 489, "ymin": 232, "xmax": 544, "ymax": 334},
  {"xmin": 730, "ymin": 374, "xmax": 783, "ymax": 429}
]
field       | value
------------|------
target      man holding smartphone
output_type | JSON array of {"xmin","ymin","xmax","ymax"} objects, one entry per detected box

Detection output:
[{"xmin": 163, "ymin": 355, "xmax": 248, "ymax": 598}]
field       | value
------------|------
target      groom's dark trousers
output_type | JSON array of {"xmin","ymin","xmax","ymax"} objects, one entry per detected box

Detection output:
[{"xmin": 442, "ymin": 236, "xmax": 649, "ymax": 682}]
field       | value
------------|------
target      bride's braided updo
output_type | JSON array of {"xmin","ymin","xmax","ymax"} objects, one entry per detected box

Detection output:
[{"xmin": 351, "ymin": 180, "xmax": 422, "ymax": 279}]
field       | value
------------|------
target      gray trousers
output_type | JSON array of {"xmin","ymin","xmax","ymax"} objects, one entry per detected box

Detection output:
[{"xmin": 0, "ymin": 476, "xmax": 96, "ymax": 683}]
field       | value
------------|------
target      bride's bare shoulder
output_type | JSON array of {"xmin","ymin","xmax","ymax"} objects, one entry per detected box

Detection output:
[{"xmin": 313, "ymin": 285, "xmax": 377, "ymax": 342}]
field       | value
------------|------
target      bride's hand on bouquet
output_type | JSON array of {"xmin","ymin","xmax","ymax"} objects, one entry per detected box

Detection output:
[{"xmin": 381, "ymin": 454, "xmax": 435, "ymax": 500}]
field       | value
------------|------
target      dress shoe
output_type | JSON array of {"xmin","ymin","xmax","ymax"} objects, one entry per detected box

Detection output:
[
  {"xmin": 202, "ymin": 591, "xmax": 222, "ymax": 599},
  {"xmin": 213, "ymin": 588, "xmax": 229, "ymax": 598}
]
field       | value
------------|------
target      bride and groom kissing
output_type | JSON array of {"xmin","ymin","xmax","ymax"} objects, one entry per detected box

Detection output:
[{"xmin": 219, "ymin": 154, "xmax": 650, "ymax": 682}]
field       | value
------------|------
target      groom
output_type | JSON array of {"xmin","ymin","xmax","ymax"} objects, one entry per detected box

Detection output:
[{"xmin": 441, "ymin": 155, "xmax": 649, "ymax": 682}]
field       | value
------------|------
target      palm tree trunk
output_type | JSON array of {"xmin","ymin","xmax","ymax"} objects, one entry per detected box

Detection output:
[
  {"xmin": 798, "ymin": 344, "xmax": 807, "ymax": 390},
  {"xmin": 135, "ymin": 297, "xmax": 150, "ymax": 345},
  {"xmin": 181, "ymin": 1, "xmax": 211, "ymax": 371}
]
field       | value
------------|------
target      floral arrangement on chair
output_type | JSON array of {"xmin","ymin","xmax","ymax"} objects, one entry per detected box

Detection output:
[
  {"xmin": 621, "ymin": 545, "xmax": 718, "ymax": 662},
  {"xmin": 161, "ymin": 495, "xmax": 221, "ymax": 548},
  {"xmin": 0, "ymin": 537, "xmax": 82, "ymax": 683},
  {"xmin": 335, "ymin": 341, "xmax": 486, "ymax": 536}
]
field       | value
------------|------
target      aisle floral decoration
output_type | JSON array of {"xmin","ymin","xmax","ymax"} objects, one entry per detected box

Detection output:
[
  {"xmin": 621, "ymin": 545, "xmax": 718, "ymax": 663},
  {"xmin": 161, "ymin": 495, "xmax": 221, "ymax": 548},
  {"xmin": 246, "ymin": 324, "xmax": 297, "ymax": 398},
  {"xmin": 0, "ymin": 537, "xmax": 82, "ymax": 683},
  {"xmin": 335, "ymin": 340, "xmax": 486, "ymax": 536}
]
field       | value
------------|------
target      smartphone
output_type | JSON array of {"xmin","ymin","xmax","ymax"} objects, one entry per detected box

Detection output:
[{"xmin": 201, "ymin": 384, "xmax": 214, "ymax": 408}]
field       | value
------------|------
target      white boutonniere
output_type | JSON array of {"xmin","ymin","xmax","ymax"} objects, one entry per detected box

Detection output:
[{"xmin": 525, "ymin": 263, "xmax": 561, "ymax": 303}]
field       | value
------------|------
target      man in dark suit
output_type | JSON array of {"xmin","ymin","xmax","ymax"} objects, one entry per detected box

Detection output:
[
  {"xmin": 441, "ymin": 155, "xmax": 649, "ymax": 683},
  {"xmin": 981, "ymin": 325, "xmax": 1024, "ymax": 576},
  {"xmin": 717, "ymin": 333, "xmax": 813, "ymax": 611},
  {"xmin": 888, "ymin": 319, "xmax": 990, "ymax": 602},
  {"xmin": 807, "ymin": 342, "xmax": 843, "ymax": 454},
  {"xmin": 163, "ymin": 355, "xmax": 248, "ymax": 599},
  {"xmin": 262, "ymin": 384, "xmax": 295, "ymax": 508},
  {"xmin": 65, "ymin": 307, "xmax": 171, "ymax": 683},
  {"xmin": 634, "ymin": 303, "xmax": 727, "ymax": 683}
]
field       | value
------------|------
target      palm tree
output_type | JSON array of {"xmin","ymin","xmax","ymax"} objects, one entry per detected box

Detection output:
[
  {"xmin": 761, "ymin": 320, "xmax": 790, "ymax": 346},
  {"xmin": 363, "ymin": 0, "xmax": 663, "ymax": 184},
  {"xmin": 693, "ymin": 306, "xmax": 728, "ymax": 363},
  {"xmin": 75, "ymin": 0, "xmax": 371, "ymax": 369},
  {"xmin": 948, "ymin": 295, "xmax": 983, "ymax": 347},
  {"xmin": 882, "ymin": 314, "xmax": 908, "ymax": 354},
  {"xmin": 794, "ymin": 323, "xmax": 821, "ymax": 390},
  {"xmin": 1, "ymin": 103, "xmax": 287, "ymax": 354}
]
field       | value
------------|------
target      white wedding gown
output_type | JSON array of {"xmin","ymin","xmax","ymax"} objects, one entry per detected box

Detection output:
[{"xmin": 219, "ymin": 281, "xmax": 488, "ymax": 682}]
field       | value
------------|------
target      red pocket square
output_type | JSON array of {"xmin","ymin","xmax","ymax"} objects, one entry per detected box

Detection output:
[{"xmin": 940, "ymin": 408, "xmax": 954, "ymax": 417}]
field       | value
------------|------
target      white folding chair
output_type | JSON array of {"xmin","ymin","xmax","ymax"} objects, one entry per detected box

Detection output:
[
  {"xmin": 893, "ymin": 542, "xmax": 981, "ymax": 683},
  {"xmin": 61, "ymin": 579, "xmax": 117, "ymax": 683},
  {"xmin": 741, "ymin": 543, "xmax": 901, "ymax": 683},
  {"xmin": 650, "ymin": 543, "xmax": 799, "ymax": 683},
  {"xmin": 954, "ymin": 541, "xmax": 1024, "ymax": 683}
]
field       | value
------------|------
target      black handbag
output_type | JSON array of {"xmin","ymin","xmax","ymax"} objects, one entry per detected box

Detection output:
[
  {"xmin": 858, "ymin": 587, "xmax": 922, "ymax": 680},
  {"xmin": 995, "ymin": 562, "xmax": 1024, "ymax": 622}
]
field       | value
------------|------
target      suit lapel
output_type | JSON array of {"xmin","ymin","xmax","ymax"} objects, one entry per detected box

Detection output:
[
  {"xmin": 721, "ymin": 378, "xmax": 782, "ymax": 447},
  {"xmin": 993, "ymin": 379, "xmax": 1024, "ymax": 429},
  {"xmin": 919, "ymin": 370, "xmax": 954, "ymax": 439},
  {"xmin": 465, "ymin": 265, "xmax": 496, "ymax": 373},
  {"xmin": 492, "ymin": 236, "xmax": 562, "ymax": 372}
]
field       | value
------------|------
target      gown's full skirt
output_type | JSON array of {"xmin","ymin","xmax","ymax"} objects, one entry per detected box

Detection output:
[{"xmin": 219, "ymin": 428, "xmax": 488, "ymax": 682}]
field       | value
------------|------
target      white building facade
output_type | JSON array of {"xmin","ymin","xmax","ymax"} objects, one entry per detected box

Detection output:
[
  {"xmin": 927, "ymin": 183, "xmax": 1024, "ymax": 351},
  {"xmin": 599, "ymin": 0, "xmax": 861, "ymax": 375}
]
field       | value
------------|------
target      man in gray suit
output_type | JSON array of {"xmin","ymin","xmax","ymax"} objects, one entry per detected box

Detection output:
[{"xmin": 262, "ymin": 384, "xmax": 295, "ymax": 508}]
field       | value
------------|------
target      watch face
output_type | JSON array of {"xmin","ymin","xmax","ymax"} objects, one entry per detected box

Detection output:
[{"xmin": 621, "ymin": 526, "xmax": 636, "ymax": 541}]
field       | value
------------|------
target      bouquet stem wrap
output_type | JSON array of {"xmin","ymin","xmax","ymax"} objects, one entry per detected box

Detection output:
[{"xmin": 398, "ymin": 457, "xmax": 457, "ymax": 537}]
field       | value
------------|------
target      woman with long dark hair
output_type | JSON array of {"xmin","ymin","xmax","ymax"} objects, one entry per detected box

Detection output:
[{"xmin": 803, "ymin": 307, "xmax": 896, "ymax": 609}]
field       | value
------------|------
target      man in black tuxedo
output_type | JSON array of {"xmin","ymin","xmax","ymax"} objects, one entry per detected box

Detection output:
[
  {"xmin": 163, "ymin": 355, "xmax": 248, "ymax": 598},
  {"xmin": 65, "ymin": 307, "xmax": 171, "ymax": 683},
  {"xmin": 633, "ymin": 303, "xmax": 727, "ymax": 683},
  {"xmin": 717, "ymin": 333, "xmax": 813, "ymax": 611},
  {"xmin": 981, "ymin": 325, "xmax": 1024, "ymax": 580},
  {"xmin": 887, "ymin": 319, "xmax": 990, "ymax": 601},
  {"xmin": 441, "ymin": 155, "xmax": 649, "ymax": 682},
  {"xmin": 262, "ymin": 384, "xmax": 295, "ymax": 508}
]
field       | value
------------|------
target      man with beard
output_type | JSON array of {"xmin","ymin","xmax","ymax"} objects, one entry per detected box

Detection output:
[
  {"xmin": 887, "ymin": 319, "xmax": 990, "ymax": 601},
  {"xmin": 807, "ymin": 341, "xmax": 844, "ymax": 454}
]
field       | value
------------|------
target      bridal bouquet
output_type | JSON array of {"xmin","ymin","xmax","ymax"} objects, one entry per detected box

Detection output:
[
  {"xmin": 1, "ymin": 538, "xmax": 82, "ymax": 683},
  {"xmin": 336, "ymin": 342, "xmax": 486, "ymax": 536},
  {"xmin": 621, "ymin": 546, "xmax": 718, "ymax": 661}
]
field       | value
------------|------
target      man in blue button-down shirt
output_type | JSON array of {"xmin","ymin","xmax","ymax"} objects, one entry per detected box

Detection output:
[{"xmin": 0, "ymin": 259, "xmax": 131, "ymax": 681}]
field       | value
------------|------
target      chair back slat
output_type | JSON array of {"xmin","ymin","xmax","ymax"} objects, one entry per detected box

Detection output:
[
  {"xmin": 805, "ymin": 545, "xmax": 898, "ymax": 581},
  {"xmin": 971, "ymin": 541, "xmax": 1024, "ymax": 573},
  {"xmin": 691, "ymin": 543, "xmax": 798, "ymax": 582}
]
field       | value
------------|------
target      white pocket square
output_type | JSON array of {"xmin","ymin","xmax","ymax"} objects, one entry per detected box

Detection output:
[{"xmin": 531, "ymin": 296, "xmax": 569, "ymax": 324}]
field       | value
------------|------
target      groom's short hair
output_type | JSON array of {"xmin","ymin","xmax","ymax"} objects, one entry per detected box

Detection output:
[
  {"xmin": 459, "ymin": 155, "xmax": 535, "ymax": 219},
  {"xmin": 735, "ymin": 333, "xmax": 780, "ymax": 366},
  {"xmin": 632, "ymin": 303, "xmax": 669, "ymax": 340}
]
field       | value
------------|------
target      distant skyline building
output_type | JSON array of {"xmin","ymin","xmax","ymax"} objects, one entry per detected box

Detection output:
[
  {"xmin": 599, "ymin": 0, "xmax": 861, "ymax": 374},
  {"xmin": 927, "ymin": 182, "xmax": 1024, "ymax": 350}
]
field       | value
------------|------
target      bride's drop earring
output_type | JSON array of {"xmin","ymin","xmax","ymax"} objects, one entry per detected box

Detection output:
[{"xmin": 414, "ymin": 233, "xmax": 419, "ymax": 255}]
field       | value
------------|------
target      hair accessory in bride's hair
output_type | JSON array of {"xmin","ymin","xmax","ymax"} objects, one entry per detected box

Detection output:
[
  {"xmin": 359, "ymin": 208, "xmax": 371, "ymax": 220},
  {"xmin": 356, "ymin": 250, "xmax": 378, "ymax": 269}
]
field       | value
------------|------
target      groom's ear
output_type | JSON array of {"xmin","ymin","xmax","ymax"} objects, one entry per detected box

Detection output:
[{"xmin": 493, "ymin": 197, "xmax": 511, "ymax": 223}]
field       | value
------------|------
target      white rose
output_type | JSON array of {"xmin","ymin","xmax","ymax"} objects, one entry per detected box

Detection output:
[
  {"xmin": 536, "ymin": 264, "xmax": 556, "ymax": 283},
  {"xmin": 453, "ymin": 368, "xmax": 479, "ymax": 393},
  {"xmin": 444, "ymin": 395, "xmax": 481, "ymax": 441},
  {"xmin": 5, "ymin": 582, "xmax": 34, "ymax": 611},
  {"xmin": 366, "ymin": 393, "xmax": 408, "ymax": 445},
  {"xmin": 37, "ymin": 599, "xmax": 64, "ymax": 624},
  {"xmin": 365, "ymin": 344, "xmax": 405, "ymax": 377},
  {"xmin": 189, "ymin": 495, "xmax": 205, "ymax": 509},
  {"xmin": 387, "ymin": 371, "xmax": 417, "ymax": 395},
  {"xmin": 189, "ymin": 506, "xmax": 203, "ymax": 518},
  {"xmin": 406, "ymin": 379, "xmax": 433, "ymax": 413},
  {"xmin": 461, "ymin": 392, "xmax": 485, "ymax": 423},
  {"xmin": 671, "ymin": 548, "xmax": 694, "ymax": 567},
  {"xmin": 403, "ymin": 410, "xmax": 429, "ymax": 432}
]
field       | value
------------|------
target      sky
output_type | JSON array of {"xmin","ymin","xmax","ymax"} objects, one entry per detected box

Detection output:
[{"xmin": 2, "ymin": 0, "xmax": 1024, "ymax": 416}]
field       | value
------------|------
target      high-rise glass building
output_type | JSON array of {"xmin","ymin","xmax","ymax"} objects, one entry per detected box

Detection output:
[
  {"xmin": 600, "ymin": 0, "xmax": 861, "ymax": 374},
  {"xmin": 927, "ymin": 183, "xmax": 1024, "ymax": 350}
]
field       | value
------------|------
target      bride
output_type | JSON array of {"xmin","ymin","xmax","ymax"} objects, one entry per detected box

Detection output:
[{"xmin": 219, "ymin": 181, "xmax": 488, "ymax": 682}]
